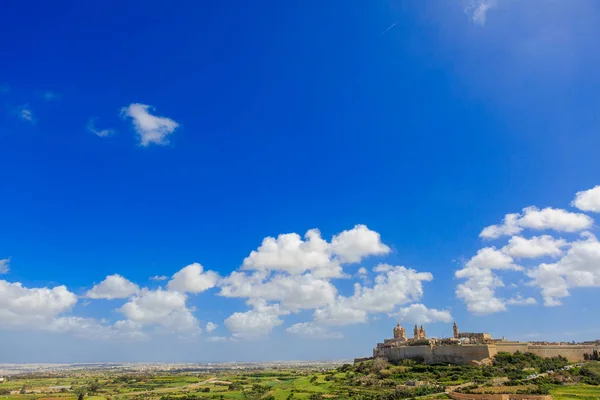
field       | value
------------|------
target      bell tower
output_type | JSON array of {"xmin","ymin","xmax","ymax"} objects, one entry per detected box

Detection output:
[{"xmin": 453, "ymin": 321, "xmax": 459, "ymax": 339}]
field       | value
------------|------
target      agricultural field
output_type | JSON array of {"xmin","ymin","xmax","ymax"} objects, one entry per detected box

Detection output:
[{"xmin": 0, "ymin": 359, "xmax": 598, "ymax": 400}]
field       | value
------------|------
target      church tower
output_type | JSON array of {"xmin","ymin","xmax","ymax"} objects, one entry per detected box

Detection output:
[
  {"xmin": 419, "ymin": 325, "xmax": 426, "ymax": 339},
  {"xmin": 453, "ymin": 321, "xmax": 459, "ymax": 339},
  {"xmin": 414, "ymin": 324, "xmax": 419, "ymax": 339}
]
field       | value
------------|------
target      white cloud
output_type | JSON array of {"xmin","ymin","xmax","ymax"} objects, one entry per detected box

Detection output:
[
  {"xmin": 219, "ymin": 225, "xmax": 393, "ymax": 338},
  {"xmin": 0, "ymin": 279, "xmax": 146, "ymax": 340},
  {"xmin": 168, "ymin": 263, "xmax": 219, "ymax": 294},
  {"xmin": 18, "ymin": 105, "xmax": 35, "ymax": 124},
  {"xmin": 528, "ymin": 232, "xmax": 600, "ymax": 306},
  {"xmin": 242, "ymin": 229, "xmax": 337, "ymax": 277},
  {"xmin": 220, "ymin": 272, "xmax": 337, "ymax": 312},
  {"xmin": 456, "ymin": 268, "xmax": 507, "ymax": 314},
  {"xmin": 242, "ymin": 225, "xmax": 389, "ymax": 279},
  {"xmin": 86, "ymin": 274, "xmax": 140, "ymax": 300},
  {"xmin": 455, "ymin": 248, "xmax": 518, "ymax": 315},
  {"xmin": 392, "ymin": 304, "xmax": 453, "ymax": 325},
  {"xmin": 0, "ymin": 258, "xmax": 9, "ymax": 274},
  {"xmin": 286, "ymin": 322, "xmax": 342, "ymax": 339},
  {"xmin": 506, "ymin": 295, "xmax": 537, "ymax": 306},
  {"xmin": 480, "ymin": 207, "xmax": 593, "ymax": 239},
  {"xmin": 205, "ymin": 322, "xmax": 217, "ymax": 333},
  {"xmin": 480, "ymin": 213, "xmax": 521, "ymax": 239},
  {"xmin": 121, "ymin": 103, "xmax": 179, "ymax": 147},
  {"xmin": 456, "ymin": 247, "xmax": 521, "ymax": 277},
  {"xmin": 465, "ymin": 0, "xmax": 497, "ymax": 25},
  {"xmin": 502, "ymin": 235, "xmax": 567, "ymax": 259},
  {"xmin": 0, "ymin": 280, "xmax": 78, "ymax": 327},
  {"xmin": 312, "ymin": 265, "xmax": 433, "ymax": 326},
  {"xmin": 118, "ymin": 289, "xmax": 200, "ymax": 333},
  {"xmin": 519, "ymin": 207, "xmax": 593, "ymax": 232},
  {"xmin": 330, "ymin": 225, "xmax": 391, "ymax": 263},
  {"xmin": 87, "ymin": 118, "xmax": 115, "ymax": 137},
  {"xmin": 572, "ymin": 185, "xmax": 600, "ymax": 212},
  {"xmin": 224, "ymin": 303, "xmax": 286, "ymax": 339},
  {"xmin": 313, "ymin": 300, "xmax": 368, "ymax": 326},
  {"xmin": 46, "ymin": 317, "xmax": 146, "ymax": 341},
  {"xmin": 150, "ymin": 275, "xmax": 168, "ymax": 281}
]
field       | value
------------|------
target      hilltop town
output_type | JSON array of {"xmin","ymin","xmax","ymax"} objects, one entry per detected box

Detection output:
[{"xmin": 371, "ymin": 322, "xmax": 600, "ymax": 365}]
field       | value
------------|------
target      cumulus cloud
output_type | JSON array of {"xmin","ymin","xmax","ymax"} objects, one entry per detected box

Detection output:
[
  {"xmin": 0, "ymin": 258, "xmax": 9, "ymax": 274},
  {"xmin": 572, "ymin": 185, "xmax": 600, "ymax": 213},
  {"xmin": 118, "ymin": 289, "xmax": 200, "ymax": 333},
  {"xmin": 464, "ymin": 0, "xmax": 497, "ymax": 25},
  {"xmin": 312, "ymin": 265, "xmax": 434, "ymax": 326},
  {"xmin": 0, "ymin": 280, "xmax": 78, "ymax": 328},
  {"xmin": 456, "ymin": 268, "xmax": 507, "ymax": 315},
  {"xmin": 121, "ymin": 103, "xmax": 179, "ymax": 147},
  {"xmin": 205, "ymin": 322, "xmax": 217, "ymax": 333},
  {"xmin": 0, "ymin": 278, "xmax": 146, "ymax": 340},
  {"xmin": 224, "ymin": 303, "xmax": 286, "ymax": 339},
  {"xmin": 454, "ymin": 248, "xmax": 520, "ymax": 315},
  {"xmin": 286, "ymin": 322, "xmax": 342, "ymax": 339},
  {"xmin": 329, "ymin": 225, "xmax": 391, "ymax": 263},
  {"xmin": 86, "ymin": 274, "xmax": 140, "ymax": 300},
  {"xmin": 479, "ymin": 214, "xmax": 522, "ymax": 239},
  {"xmin": 46, "ymin": 316, "xmax": 146, "ymax": 341},
  {"xmin": 456, "ymin": 247, "xmax": 521, "ymax": 278},
  {"xmin": 168, "ymin": 263, "xmax": 219, "ymax": 294},
  {"xmin": 219, "ymin": 225, "xmax": 397, "ymax": 339},
  {"xmin": 528, "ymin": 232, "xmax": 600, "ymax": 306},
  {"xmin": 150, "ymin": 275, "xmax": 168, "ymax": 281},
  {"xmin": 87, "ymin": 118, "xmax": 115, "ymax": 137},
  {"xmin": 242, "ymin": 225, "xmax": 390, "ymax": 278},
  {"xmin": 220, "ymin": 272, "xmax": 337, "ymax": 312},
  {"xmin": 480, "ymin": 207, "xmax": 593, "ymax": 239},
  {"xmin": 392, "ymin": 304, "xmax": 453, "ymax": 325},
  {"xmin": 502, "ymin": 235, "xmax": 567, "ymax": 259}
]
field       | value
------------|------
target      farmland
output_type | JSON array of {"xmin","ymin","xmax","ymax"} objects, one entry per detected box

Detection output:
[{"xmin": 0, "ymin": 359, "xmax": 598, "ymax": 400}]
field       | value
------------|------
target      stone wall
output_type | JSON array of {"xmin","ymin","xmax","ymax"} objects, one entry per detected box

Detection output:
[
  {"xmin": 495, "ymin": 342, "xmax": 530, "ymax": 354},
  {"xmin": 375, "ymin": 343, "xmax": 599, "ymax": 365},
  {"xmin": 378, "ymin": 345, "xmax": 493, "ymax": 364},
  {"xmin": 527, "ymin": 345, "xmax": 598, "ymax": 362}
]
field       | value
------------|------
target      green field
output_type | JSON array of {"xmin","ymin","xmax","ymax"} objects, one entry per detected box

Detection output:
[
  {"xmin": 551, "ymin": 385, "xmax": 600, "ymax": 400},
  {"xmin": 0, "ymin": 359, "xmax": 598, "ymax": 400}
]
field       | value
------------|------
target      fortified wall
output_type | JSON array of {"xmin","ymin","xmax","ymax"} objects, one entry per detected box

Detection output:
[
  {"xmin": 371, "ymin": 322, "xmax": 599, "ymax": 365},
  {"xmin": 378, "ymin": 344, "xmax": 493, "ymax": 364}
]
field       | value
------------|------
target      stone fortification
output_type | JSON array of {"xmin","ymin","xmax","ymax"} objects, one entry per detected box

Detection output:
[
  {"xmin": 378, "ymin": 344, "xmax": 493, "ymax": 364},
  {"xmin": 372, "ymin": 322, "xmax": 599, "ymax": 365}
]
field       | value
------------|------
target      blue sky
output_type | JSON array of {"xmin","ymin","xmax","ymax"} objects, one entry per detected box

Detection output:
[{"xmin": 1, "ymin": 0, "xmax": 600, "ymax": 363}]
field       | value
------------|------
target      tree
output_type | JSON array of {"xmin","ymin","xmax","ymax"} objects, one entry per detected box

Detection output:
[{"xmin": 78, "ymin": 393, "xmax": 85, "ymax": 400}]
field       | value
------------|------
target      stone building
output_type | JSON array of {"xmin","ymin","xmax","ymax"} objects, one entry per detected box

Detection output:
[{"xmin": 371, "ymin": 321, "xmax": 600, "ymax": 365}]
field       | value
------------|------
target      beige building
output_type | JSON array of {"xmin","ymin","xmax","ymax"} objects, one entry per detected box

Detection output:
[{"xmin": 372, "ymin": 322, "xmax": 600, "ymax": 365}]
